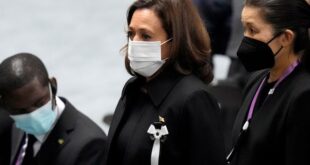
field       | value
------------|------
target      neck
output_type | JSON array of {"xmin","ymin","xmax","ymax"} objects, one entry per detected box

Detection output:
[{"xmin": 268, "ymin": 53, "xmax": 299, "ymax": 83}]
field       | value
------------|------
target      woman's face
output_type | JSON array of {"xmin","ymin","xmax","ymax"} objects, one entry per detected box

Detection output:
[
  {"xmin": 241, "ymin": 6, "xmax": 282, "ymax": 56},
  {"xmin": 128, "ymin": 8, "xmax": 170, "ymax": 59}
]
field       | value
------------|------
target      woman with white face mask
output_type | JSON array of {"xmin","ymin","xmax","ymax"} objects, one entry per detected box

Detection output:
[
  {"xmin": 227, "ymin": 0, "xmax": 310, "ymax": 165},
  {"xmin": 105, "ymin": 0, "xmax": 226, "ymax": 165}
]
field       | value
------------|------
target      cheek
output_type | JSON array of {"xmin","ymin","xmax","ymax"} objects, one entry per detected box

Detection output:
[
  {"xmin": 161, "ymin": 44, "xmax": 171, "ymax": 59},
  {"xmin": 250, "ymin": 27, "xmax": 274, "ymax": 43},
  {"xmin": 252, "ymin": 34, "xmax": 270, "ymax": 44}
]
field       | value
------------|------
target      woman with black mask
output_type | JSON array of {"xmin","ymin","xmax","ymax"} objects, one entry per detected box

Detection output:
[{"xmin": 227, "ymin": 0, "xmax": 310, "ymax": 165}]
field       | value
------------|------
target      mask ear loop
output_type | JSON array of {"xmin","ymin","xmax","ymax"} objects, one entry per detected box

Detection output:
[
  {"xmin": 267, "ymin": 31, "xmax": 284, "ymax": 56},
  {"xmin": 274, "ymin": 45, "xmax": 284, "ymax": 56},
  {"xmin": 160, "ymin": 38, "xmax": 173, "ymax": 62},
  {"xmin": 49, "ymin": 83, "xmax": 57, "ymax": 110},
  {"xmin": 160, "ymin": 38, "xmax": 173, "ymax": 46},
  {"xmin": 267, "ymin": 31, "xmax": 283, "ymax": 44}
]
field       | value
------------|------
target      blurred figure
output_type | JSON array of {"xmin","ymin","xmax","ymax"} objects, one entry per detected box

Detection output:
[
  {"xmin": 0, "ymin": 110, "xmax": 13, "ymax": 165},
  {"xmin": 105, "ymin": 0, "xmax": 226, "ymax": 165},
  {"xmin": 201, "ymin": 0, "xmax": 247, "ymax": 152},
  {"xmin": 0, "ymin": 53, "xmax": 106, "ymax": 165},
  {"xmin": 224, "ymin": 0, "xmax": 248, "ymax": 86},
  {"xmin": 227, "ymin": 0, "xmax": 310, "ymax": 164},
  {"xmin": 193, "ymin": 0, "xmax": 232, "ymax": 54}
]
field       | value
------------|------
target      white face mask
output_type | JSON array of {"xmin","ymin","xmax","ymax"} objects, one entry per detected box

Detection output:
[{"xmin": 128, "ymin": 38, "xmax": 172, "ymax": 77}]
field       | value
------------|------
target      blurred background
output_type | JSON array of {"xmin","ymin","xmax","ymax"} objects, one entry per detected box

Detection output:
[{"xmin": 0, "ymin": 0, "xmax": 133, "ymax": 133}]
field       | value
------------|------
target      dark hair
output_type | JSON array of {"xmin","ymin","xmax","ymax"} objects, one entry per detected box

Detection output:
[
  {"xmin": 123, "ymin": 0, "xmax": 213, "ymax": 83},
  {"xmin": 244, "ymin": 0, "xmax": 310, "ymax": 69},
  {"xmin": 0, "ymin": 53, "xmax": 49, "ymax": 95}
]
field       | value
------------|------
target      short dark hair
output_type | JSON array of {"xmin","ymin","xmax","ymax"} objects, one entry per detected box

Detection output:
[
  {"xmin": 123, "ymin": 0, "xmax": 213, "ymax": 83},
  {"xmin": 0, "ymin": 53, "xmax": 49, "ymax": 95},
  {"xmin": 245, "ymin": 0, "xmax": 310, "ymax": 68}
]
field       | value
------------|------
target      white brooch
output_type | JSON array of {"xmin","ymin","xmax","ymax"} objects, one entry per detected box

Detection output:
[{"xmin": 147, "ymin": 116, "xmax": 169, "ymax": 165}]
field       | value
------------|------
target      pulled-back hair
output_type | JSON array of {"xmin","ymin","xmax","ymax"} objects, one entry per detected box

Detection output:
[
  {"xmin": 123, "ymin": 0, "xmax": 213, "ymax": 83},
  {"xmin": 245, "ymin": 0, "xmax": 310, "ymax": 69}
]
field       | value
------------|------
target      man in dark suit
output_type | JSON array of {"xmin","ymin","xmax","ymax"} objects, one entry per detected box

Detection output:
[
  {"xmin": 0, "ymin": 110, "xmax": 13, "ymax": 165},
  {"xmin": 0, "ymin": 53, "xmax": 106, "ymax": 165}
]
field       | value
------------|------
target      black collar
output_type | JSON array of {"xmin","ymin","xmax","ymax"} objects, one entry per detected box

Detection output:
[{"xmin": 136, "ymin": 68, "xmax": 184, "ymax": 107}]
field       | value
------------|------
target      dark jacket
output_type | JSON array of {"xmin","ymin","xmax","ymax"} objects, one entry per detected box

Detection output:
[
  {"xmin": 0, "ymin": 110, "xmax": 13, "ymax": 165},
  {"xmin": 106, "ymin": 69, "xmax": 226, "ymax": 165},
  {"xmin": 10, "ymin": 98, "xmax": 107, "ymax": 165},
  {"xmin": 230, "ymin": 65, "xmax": 310, "ymax": 165}
]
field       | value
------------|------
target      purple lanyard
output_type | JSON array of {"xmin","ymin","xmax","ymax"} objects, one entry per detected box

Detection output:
[
  {"xmin": 246, "ymin": 61, "xmax": 299, "ymax": 121},
  {"xmin": 15, "ymin": 135, "xmax": 29, "ymax": 165}
]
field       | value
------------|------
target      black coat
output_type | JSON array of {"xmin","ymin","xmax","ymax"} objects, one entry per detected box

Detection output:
[
  {"xmin": 10, "ymin": 98, "xmax": 107, "ymax": 165},
  {"xmin": 230, "ymin": 65, "xmax": 310, "ymax": 165},
  {"xmin": 0, "ymin": 110, "xmax": 13, "ymax": 165},
  {"xmin": 106, "ymin": 69, "xmax": 226, "ymax": 165}
]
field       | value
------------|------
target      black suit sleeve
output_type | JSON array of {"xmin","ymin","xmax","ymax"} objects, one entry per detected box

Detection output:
[
  {"xmin": 182, "ymin": 90, "xmax": 226, "ymax": 165},
  {"xmin": 285, "ymin": 90, "xmax": 310, "ymax": 165},
  {"xmin": 75, "ymin": 138, "xmax": 106, "ymax": 165}
]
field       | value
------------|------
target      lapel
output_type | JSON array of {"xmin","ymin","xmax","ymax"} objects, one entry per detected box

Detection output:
[
  {"xmin": 35, "ymin": 98, "xmax": 76, "ymax": 165},
  {"xmin": 10, "ymin": 126, "xmax": 24, "ymax": 164},
  {"xmin": 106, "ymin": 77, "xmax": 137, "ymax": 157},
  {"xmin": 107, "ymin": 96, "xmax": 126, "ymax": 146},
  {"xmin": 244, "ymin": 65, "xmax": 302, "ymax": 129},
  {"xmin": 232, "ymin": 72, "xmax": 267, "ymax": 144}
]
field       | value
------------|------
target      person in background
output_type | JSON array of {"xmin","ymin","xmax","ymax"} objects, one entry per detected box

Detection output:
[
  {"xmin": 193, "ymin": 0, "xmax": 232, "ymax": 55},
  {"xmin": 0, "ymin": 53, "xmax": 107, "ymax": 165},
  {"xmin": 0, "ymin": 110, "xmax": 13, "ymax": 165},
  {"xmin": 228, "ymin": 0, "xmax": 310, "ymax": 164},
  {"xmin": 105, "ymin": 0, "xmax": 226, "ymax": 165}
]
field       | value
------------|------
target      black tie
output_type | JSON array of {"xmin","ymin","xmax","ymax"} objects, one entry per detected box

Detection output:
[{"xmin": 22, "ymin": 134, "xmax": 37, "ymax": 165}]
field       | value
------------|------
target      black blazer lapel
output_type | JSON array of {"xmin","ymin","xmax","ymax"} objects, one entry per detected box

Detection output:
[
  {"xmin": 107, "ymin": 77, "xmax": 139, "ymax": 147},
  {"xmin": 106, "ymin": 97, "xmax": 126, "ymax": 148},
  {"xmin": 232, "ymin": 74, "xmax": 266, "ymax": 144},
  {"xmin": 10, "ymin": 127, "xmax": 24, "ymax": 164},
  {"xmin": 35, "ymin": 99, "xmax": 76, "ymax": 165}
]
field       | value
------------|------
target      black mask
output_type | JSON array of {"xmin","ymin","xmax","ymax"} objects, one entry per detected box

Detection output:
[{"xmin": 237, "ymin": 33, "xmax": 283, "ymax": 72}]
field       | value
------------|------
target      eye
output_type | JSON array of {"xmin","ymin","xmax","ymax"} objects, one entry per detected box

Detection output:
[
  {"xmin": 243, "ymin": 26, "xmax": 257, "ymax": 36},
  {"xmin": 127, "ymin": 30, "xmax": 134, "ymax": 40},
  {"xmin": 9, "ymin": 109, "xmax": 20, "ymax": 115},
  {"xmin": 34, "ymin": 101, "xmax": 45, "ymax": 109},
  {"xmin": 141, "ymin": 33, "xmax": 151, "ymax": 40},
  {"xmin": 8, "ymin": 108, "xmax": 28, "ymax": 115},
  {"xmin": 249, "ymin": 28, "xmax": 256, "ymax": 34},
  {"xmin": 34, "ymin": 96, "xmax": 50, "ymax": 109}
]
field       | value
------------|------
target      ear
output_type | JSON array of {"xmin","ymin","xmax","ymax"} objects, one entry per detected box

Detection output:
[
  {"xmin": 280, "ymin": 29, "xmax": 295, "ymax": 47},
  {"xmin": 49, "ymin": 77, "xmax": 58, "ymax": 109},
  {"xmin": 49, "ymin": 77, "xmax": 58, "ymax": 96}
]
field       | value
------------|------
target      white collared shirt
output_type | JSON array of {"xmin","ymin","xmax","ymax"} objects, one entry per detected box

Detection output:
[{"xmin": 32, "ymin": 96, "xmax": 65, "ymax": 155}]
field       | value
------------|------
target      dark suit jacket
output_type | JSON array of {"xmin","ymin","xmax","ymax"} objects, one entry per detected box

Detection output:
[
  {"xmin": 10, "ymin": 98, "xmax": 106, "ymax": 165},
  {"xmin": 106, "ymin": 69, "xmax": 226, "ymax": 165},
  {"xmin": 0, "ymin": 110, "xmax": 13, "ymax": 165},
  {"xmin": 230, "ymin": 65, "xmax": 310, "ymax": 165}
]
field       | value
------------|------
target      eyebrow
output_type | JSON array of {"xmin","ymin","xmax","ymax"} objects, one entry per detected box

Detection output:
[
  {"xmin": 242, "ymin": 21, "xmax": 256, "ymax": 28},
  {"xmin": 128, "ymin": 26, "xmax": 155, "ymax": 35}
]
